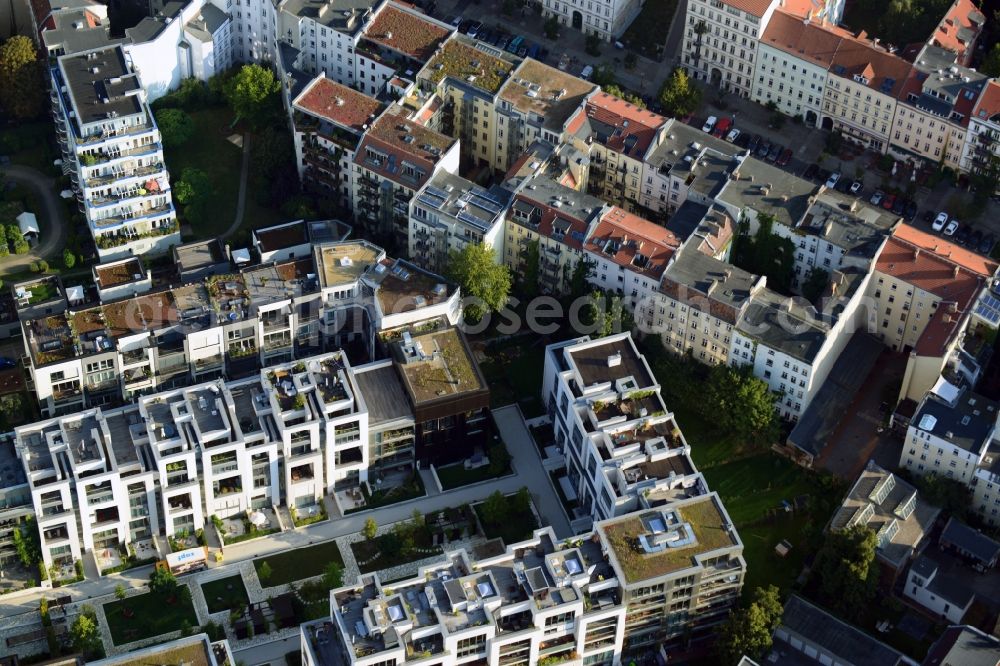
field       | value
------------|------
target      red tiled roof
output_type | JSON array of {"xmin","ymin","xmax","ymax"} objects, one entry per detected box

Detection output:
[
  {"xmin": 585, "ymin": 207, "xmax": 681, "ymax": 280},
  {"xmin": 294, "ymin": 76, "xmax": 383, "ymax": 133},
  {"xmin": 928, "ymin": 0, "xmax": 984, "ymax": 64},
  {"xmin": 760, "ymin": 10, "xmax": 849, "ymax": 68},
  {"xmin": 892, "ymin": 223, "xmax": 998, "ymax": 277},
  {"xmin": 364, "ymin": 4, "xmax": 450, "ymax": 60},
  {"xmin": 514, "ymin": 193, "xmax": 592, "ymax": 250},
  {"xmin": 583, "ymin": 92, "xmax": 667, "ymax": 159},
  {"xmin": 715, "ymin": 0, "xmax": 773, "ymax": 17},
  {"xmin": 829, "ymin": 39, "xmax": 912, "ymax": 97},
  {"xmin": 355, "ymin": 109, "xmax": 455, "ymax": 188},
  {"xmin": 972, "ymin": 80, "xmax": 1000, "ymax": 123}
]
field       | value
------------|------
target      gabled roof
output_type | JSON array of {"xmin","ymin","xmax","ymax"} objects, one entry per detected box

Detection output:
[
  {"xmin": 759, "ymin": 10, "xmax": 850, "ymax": 68},
  {"xmin": 892, "ymin": 224, "xmax": 997, "ymax": 278},
  {"xmin": 584, "ymin": 207, "xmax": 680, "ymax": 280},
  {"xmin": 829, "ymin": 39, "xmax": 912, "ymax": 97},
  {"xmin": 293, "ymin": 75, "xmax": 384, "ymax": 133},
  {"xmin": 972, "ymin": 80, "xmax": 1000, "ymax": 124},
  {"xmin": 926, "ymin": 0, "xmax": 985, "ymax": 64},
  {"xmin": 354, "ymin": 108, "xmax": 455, "ymax": 189},
  {"xmin": 575, "ymin": 92, "xmax": 668, "ymax": 160}
]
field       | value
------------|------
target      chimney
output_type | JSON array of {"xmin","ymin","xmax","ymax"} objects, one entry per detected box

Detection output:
[
  {"xmin": 953, "ymin": 265, "xmax": 960, "ymax": 278},
  {"xmin": 914, "ymin": 248, "xmax": 920, "ymax": 260}
]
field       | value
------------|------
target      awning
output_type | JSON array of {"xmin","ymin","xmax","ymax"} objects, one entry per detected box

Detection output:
[
  {"xmin": 66, "ymin": 285, "xmax": 85, "ymax": 304},
  {"xmin": 16, "ymin": 212, "xmax": 38, "ymax": 236}
]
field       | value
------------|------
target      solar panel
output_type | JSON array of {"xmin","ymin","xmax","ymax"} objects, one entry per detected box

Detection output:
[
  {"xmin": 457, "ymin": 210, "xmax": 492, "ymax": 232},
  {"xmin": 975, "ymin": 302, "xmax": 1000, "ymax": 324},
  {"xmin": 424, "ymin": 185, "xmax": 450, "ymax": 200}
]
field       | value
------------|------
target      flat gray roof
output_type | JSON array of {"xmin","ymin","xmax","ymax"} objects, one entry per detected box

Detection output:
[
  {"xmin": 662, "ymin": 245, "xmax": 758, "ymax": 316},
  {"xmin": 354, "ymin": 362, "xmax": 412, "ymax": 425},
  {"xmin": 58, "ymin": 45, "xmax": 143, "ymax": 125},
  {"xmin": 737, "ymin": 289, "xmax": 827, "ymax": 362},
  {"xmin": 280, "ymin": 0, "xmax": 379, "ymax": 32},
  {"xmin": 797, "ymin": 190, "xmax": 898, "ymax": 258},
  {"xmin": 913, "ymin": 388, "xmax": 998, "ymax": 455},
  {"xmin": 718, "ymin": 156, "xmax": 818, "ymax": 229}
]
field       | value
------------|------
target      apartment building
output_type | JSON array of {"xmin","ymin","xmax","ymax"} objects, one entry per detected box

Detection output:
[
  {"xmin": 90, "ymin": 633, "xmax": 234, "ymax": 666},
  {"xmin": 540, "ymin": 0, "xmax": 642, "ymax": 41},
  {"xmin": 51, "ymin": 45, "xmax": 179, "ymax": 260},
  {"xmin": 959, "ymin": 80, "xmax": 1000, "ymax": 194},
  {"xmin": 0, "ymin": 437, "xmax": 33, "ymax": 572},
  {"xmin": 820, "ymin": 38, "xmax": 911, "ymax": 153},
  {"xmin": 582, "ymin": 205, "xmax": 680, "ymax": 307},
  {"xmin": 753, "ymin": 10, "xmax": 848, "ymax": 126},
  {"xmin": 889, "ymin": 47, "xmax": 987, "ymax": 172},
  {"xmin": 292, "ymin": 75, "xmax": 386, "ymax": 211},
  {"xmin": 713, "ymin": 154, "xmax": 818, "ymax": 237},
  {"xmin": 408, "ymin": 171, "xmax": 509, "ymax": 274},
  {"xmin": 276, "ymin": 0, "xmax": 377, "ymax": 87},
  {"xmin": 829, "ymin": 460, "xmax": 940, "ymax": 575},
  {"xmin": 566, "ymin": 92, "xmax": 669, "ymax": 211},
  {"xmin": 652, "ymin": 243, "xmax": 764, "ymax": 365},
  {"xmin": 310, "ymin": 491, "xmax": 743, "ymax": 666},
  {"xmin": 542, "ymin": 334, "xmax": 707, "ymax": 531},
  {"xmin": 353, "ymin": 106, "xmax": 459, "ymax": 246},
  {"xmin": 93, "ymin": 257, "xmax": 152, "ymax": 302},
  {"xmin": 416, "ymin": 35, "xmax": 518, "ymax": 171},
  {"xmin": 900, "ymin": 378, "xmax": 997, "ymax": 485},
  {"xmin": 29, "ymin": 0, "xmax": 113, "ymax": 57},
  {"xmin": 493, "ymin": 58, "xmax": 596, "ymax": 173},
  {"xmin": 922, "ymin": 0, "xmax": 985, "ymax": 68},
  {"xmin": 503, "ymin": 176, "xmax": 605, "ymax": 295}
]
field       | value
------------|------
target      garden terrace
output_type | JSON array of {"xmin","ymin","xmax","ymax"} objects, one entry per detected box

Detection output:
[
  {"xmin": 591, "ymin": 393, "xmax": 664, "ymax": 424},
  {"xmin": 102, "ymin": 289, "xmax": 181, "ymax": 338},
  {"xmin": 499, "ymin": 59, "xmax": 596, "ymax": 131},
  {"xmin": 364, "ymin": 5, "xmax": 450, "ymax": 61},
  {"xmin": 70, "ymin": 308, "xmax": 113, "ymax": 354},
  {"xmin": 602, "ymin": 418, "xmax": 679, "ymax": 457},
  {"xmin": 294, "ymin": 77, "xmax": 385, "ymax": 132},
  {"xmin": 395, "ymin": 327, "xmax": 484, "ymax": 404},
  {"xmin": 423, "ymin": 37, "xmax": 515, "ymax": 95},
  {"xmin": 26, "ymin": 314, "xmax": 74, "ymax": 364},
  {"xmin": 567, "ymin": 337, "xmax": 655, "ymax": 392},
  {"xmin": 206, "ymin": 274, "xmax": 250, "ymax": 322},
  {"xmin": 15, "ymin": 277, "xmax": 62, "ymax": 307},
  {"xmin": 95, "ymin": 258, "xmax": 144, "ymax": 289},
  {"xmin": 313, "ymin": 357, "xmax": 350, "ymax": 403},
  {"xmin": 600, "ymin": 495, "xmax": 737, "ymax": 583},
  {"xmin": 244, "ymin": 258, "xmax": 319, "ymax": 306}
]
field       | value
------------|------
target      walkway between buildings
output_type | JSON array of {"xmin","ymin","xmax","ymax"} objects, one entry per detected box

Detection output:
[{"xmin": 0, "ymin": 405, "xmax": 571, "ymax": 617}]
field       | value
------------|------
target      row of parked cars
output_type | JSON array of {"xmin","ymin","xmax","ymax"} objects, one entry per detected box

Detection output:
[
  {"xmin": 701, "ymin": 117, "xmax": 792, "ymax": 165},
  {"xmin": 929, "ymin": 211, "xmax": 994, "ymax": 254},
  {"xmin": 450, "ymin": 17, "xmax": 547, "ymax": 60}
]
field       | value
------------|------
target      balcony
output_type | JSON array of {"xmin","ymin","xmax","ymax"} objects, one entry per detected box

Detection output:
[
  {"xmin": 85, "ymin": 159, "xmax": 164, "ymax": 188},
  {"xmin": 212, "ymin": 460, "xmax": 239, "ymax": 476},
  {"xmin": 92, "ymin": 202, "xmax": 174, "ymax": 230},
  {"xmin": 77, "ymin": 122, "xmax": 155, "ymax": 146},
  {"xmin": 195, "ymin": 353, "xmax": 224, "ymax": 370}
]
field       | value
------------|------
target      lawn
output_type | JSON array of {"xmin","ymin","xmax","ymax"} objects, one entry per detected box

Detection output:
[
  {"xmin": 473, "ymin": 494, "xmax": 538, "ymax": 545},
  {"xmin": 478, "ymin": 341, "xmax": 545, "ymax": 417},
  {"xmin": 700, "ymin": 456, "xmax": 816, "ymax": 526},
  {"xmin": 201, "ymin": 575, "xmax": 250, "ymax": 614},
  {"xmin": 620, "ymin": 0, "xmax": 679, "ymax": 59},
  {"xmin": 436, "ymin": 460, "xmax": 509, "ymax": 490},
  {"xmin": 254, "ymin": 540, "xmax": 345, "ymax": 587},
  {"xmin": 345, "ymin": 472, "xmax": 425, "ymax": 514},
  {"xmin": 103, "ymin": 589, "xmax": 198, "ymax": 645},
  {"xmin": 350, "ymin": 528, "xmax": 442, "ymax": 574},
  {"xmin": 161, "ymin": 108, "xmax": 242, "ymax": 240}
]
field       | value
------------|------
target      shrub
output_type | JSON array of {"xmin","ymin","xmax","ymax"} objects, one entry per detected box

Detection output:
[{"xmin": 62, "ymin": 249, "xmax": 75, "ymax": 269}]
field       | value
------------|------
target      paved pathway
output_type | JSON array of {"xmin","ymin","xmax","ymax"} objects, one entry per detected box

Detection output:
[
  {"xmin": 0, "ymin": 164, "xmax": 69, "ymax": 275},
  {"xmin": 221, "ymin": 133, "xmax": 251, "ymax": 240},
  {"xmin": 0, "ymin": 405, "xmax": 570, "ymax": 618}
]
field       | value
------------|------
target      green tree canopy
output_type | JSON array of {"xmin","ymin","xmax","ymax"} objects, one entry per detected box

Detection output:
[
  {"xmin": 446, "ymin": 242, "xmax": 511, "ymax": 324},
  {"xmin": 362, "ymin": 517, "xmax": 378, "ymax": 540},
  {"xmin": 62, "ymin": 249, "xmax": 76, "ymax": 270},
  {"xmin": 913, "ymin": 472, "xmax": 971, "ymax": 518},
  {"xmin": 604, "ymin": 84, "xmax": 646, "ymax": 109},
  {"xmin": 731, "ymin": 213, "xmax": 796, "ymax": 293},
  {"xmin": 704, "ymin": 363, "xmax": 778, "ymax": 444},
  {"xmin": 716, "ymin": 585, "xmax": 785, "ymax": 663},
  {"xmin": 225, "ymin": 64, "xmax": 281, "ymax": 128},
  {"xmin": 812, "ymin": 525, "xmax": 879, "ymax": 621},
  {"xmin": 70, "ymin": 606, "xmax": 103, "ymax": 658},
  {"xmin": 149, "ymin": 567, "xmax": 178, "ymax": 595},
  {"xmin": 174, "ymin": 167, "xmax": 212, "ymax": 225},
  {"xmin": 155, "ymin": 108, "xmax": 195, "ymax": 148},
  {"xmin": 323, "ymin": 561, "xmax": 343, "ymax": 589},
  {"xmin": 801, "ymin": 268, "xmax": 829, "ymax": 304},
  {"xmin": 0, "ymin": 36, "xmax": 45, "ymax": 119},
  {"xmin": 258, "ymin": 560, "xmax": 273, "ymax": 583},
  {"xmin": 982, "ymin": 43, "xmax": 1000, "ymax": 78},
  {"xmin": 481, "ymin": 490, "xmax": 508, "ymax": 525},
  {"xmin": 658, "ymin": 68, "xmax": 701, "ymax": 118},
  {"xmin": 520, "ymin": 239, "xmax": 540, "ymax": 298}
]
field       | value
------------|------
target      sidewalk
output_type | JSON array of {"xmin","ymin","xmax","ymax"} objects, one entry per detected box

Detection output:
[{"xmin": 0, "ymin": 405, "xmax": 570, "ymax": 617}]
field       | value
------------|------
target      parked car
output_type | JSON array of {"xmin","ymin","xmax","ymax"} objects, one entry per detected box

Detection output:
[
  {"xmin": 849, "ymin": 180, "xmax": 863, "ymax": 195},
  {"xmin": 756, "ymin": 140, "xmax": 771, "ymax": 158},
  {"xmin": 979, "ymin": 233, "xmax": 995, "ymax": 255},
  {"xmin": 735, "ymin": 132, "xmax": 751, "ymax": 149},
  {"xmin": 825, "ymin": 172, "xmax": 841, "ymax": 189},
  {"xmin": 881, "ymin": 193, "xmax": 896, "ymax": 211},
  {"xmin": 932, "ymin": 211, "xmax": 949, "ymax": 231},
  {"xmin": 766, "ymin": 144, "xmax": 782, "ymax": 162},
  {"xmin": 748, "ymin": 134, "xmax": 762, "ymax": 152},
  {"xmin": 944, "ymin": 220, "xmax": 959, "ymax": 236},
  {"xmin": 956, "ymin": 225, "xmax": 972, "ymax": 246},
  {"xmin": 776, "ymin": 148, "xmax": 792, "ymax": 166},
  {"xmin": 580, "ymin": 64, "xmax": 593, "ymax": 79},
  {"xmin": 527, "ymin": 43, "xmax": 540, "ymax": 59},
  {"xmin": 712, "ymin": 117, "xmax": 732, "ymax": 138},
  {"xmin": 870, "ymin": 190, "xmax": 884, "ymax": 206},
  {"xmin": 726, "ymin": 128, "xmax": 740, "ymax": 143},
  {"xmin": 904, "ymin": 200, "xmax": 917, "ymax": 221},
  {"xmin": 0, "ymin": 357, "xmax": 15, "ymax": 369},
  {"xmin": 892, "ymin": 197, "xmax": 906, "ymax": 216},
  {"xmin": 450, "ymin": 15, "xmax": 462, "ymax": 26},
  {"xmin": 970, "ymin": 229, "xmax": 983, "ymax": 251},
  {"xmin": 466, "ymin": 21, "xmax": 482, "ymax": 37},
  {"xmin": 507, "ymin": 35, "xmax": 523, "ymax": 53},
  {"xmin": 702, "ymin": 116, "xmax": 718, "ymax": 133},
  {"xmin": 803, "ymin": 163, "xmax": 818, "ymax": 180}
]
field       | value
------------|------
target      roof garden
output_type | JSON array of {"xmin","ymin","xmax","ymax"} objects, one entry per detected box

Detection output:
[
  {"xmin": 95, "ymin": 258, "xmax": 144, "ymax": 289},
  {"xmin": 601, "ymin": 496, "xmax": 736, "ymax": 583},
  {"xmin": 206, "ymin": 274, "xmax": 250, "ymax": 322},
  {"xmin": 396, "ymin": 327, "xmax": 484, "ymax": 403},
  {"xmin": 14, "ymin": 277, "xmax": 63, "ymax": 307},
  {"xmin": 26, "ymin": 314, "xmax": 75, "ymax": 364},
  {"xmin": 424, "ymin": 38, "xmax": 514, "ymax": 95}
]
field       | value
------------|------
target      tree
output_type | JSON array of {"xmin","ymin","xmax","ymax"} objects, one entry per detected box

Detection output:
[
  {"xmin": 0, "ymin": 393, "xmax": 26, "ymax": 430},
  {"xmin": 544, "ymin": 16, "xmax": 560, "ymax": 39},
  {"xmin": 323, "ymin": 561, "xmax": 344, "ymax": 589},
  {"xmin": 12, "ymin": 516, "xmax": 40, "ymax": 568},
  {"xmin": 224, "ymin": 64, "xmax": 280, "ymax": 128},
  {"xmin": 512, "ymin": 487, "xmax": 531, "ymax": 516},
  {"xmin": 362, "ymin": 517, "xmax": 378, "ymax": 541},
  {"xmin": 658, "ymin": 69, "xmax": 701, "ymax": 118},
  {"xmin": 569, "ymin": 258, "xmax": 593, "ymax": 299},
  {"xmin": 174, "ymin": 168, "xmax": 212, "ymax": 225},
  {"xmin": 154, "ymin": 108, "xmax": 195, "ymax": 148},
  {"xmin": 0, "ymin": 36, "xmax": 45, "ymax": 119},
  {"xmin": 35, "ymin": 259, "xmax": 48, "ymax": 273},
  {"xmin": 591, "ymin": 65, "xmax": 616, "ymax": 88},
  {"xmin": 801, "ymin": 268, "xmax": 829, "ymax": 304},
  {"xmin": 731, "ymin": 213, "xmax": 796, "ymax": 293},
  {"xmin": 716, "ymin": 585, "xmax": 784, "ymax": 663},
  {"xmin": 257, "ymin": 560, "xmax": 272, "ymax": 584},
  {"xmin": 62, "ymin": 249, "xmax": 76, "ymax": 270},
  {"xmin": 585, "ymin": 34, "xmax": 602, "ymax": 57},
  {"xmin": 704, "ymin": 363, "xmax": 778, "ymax": 443},
  {"xmin": 481, "ymin": 490, "xmax": 509, "ymax": 525},
  {"xmin": 114, "ymin": 584, "xmax": 127, "ymax": 602},
  {"xmin": 583, "ymin": 291, "xmax": 634, "ymax": 337},
  {"xmin": 913, "ymin": 472, "xmax": 971, "ymax": 517},
  {"xmin": 12, "ymin": 236, "xmax": 29, "ymax": 255},
  {"xmin": 982, "ymin": 43, "xmax": 1000, "ymax": 77},
  {"xmin": 604, "ymin": 84, "xmax": 646, "ymax": 109},
  {"xmin": 521, "ymin": 239, "xmax": 540, "ymax": 298},
  {"xmin": 70, "ymin": 606, "xmax": 103, "ymax": 658},
  {"xmin": 446, "ymin": 242, "xmax": 511, "ymax": 324},
  {"xmin": 812, "ymin": 525, "xmax": 878, "ymax": 621},
  {"xmin": 149, "ymin": 566, "xmax": 178, "ymax": 595}
]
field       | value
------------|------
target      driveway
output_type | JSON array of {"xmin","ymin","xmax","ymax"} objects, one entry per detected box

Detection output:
[{"xmin": 0, "ymin": 164, "xmax": 69, "ymax": 275}]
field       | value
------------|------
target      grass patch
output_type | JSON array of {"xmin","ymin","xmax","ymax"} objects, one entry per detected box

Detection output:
[
  {"xmin": 345, "ymin": 472, "xmax": 425, "ymax": 514},
  {"xmin": 474, "ymin": 496, "xmax": 538, "ymax": 545},
  {"xmin": 201, "ymin": 575, "xmax": 250, "ymax": 614},
  {"xmin": 479, "ymin": 342, "xmax": 545, "ymax": 417},
  {"xmin": 700, "ymin": 456, "xmax": 815, "ymax": 525},
  {"xmin": 254, "ymin": 540, "xmax": 345, "ymax": 587},
  {"xmin": 436, "ymin": 460, "xmax": 509, "ymax": 490},
  {"xmin": 620, "ymin": 0, "xmax": 679, "ymax": 59},
  {"xmin": 103, "ymin": 589, "xmax": 198, "ymax": 645},
  {"xmin": 161, "ymin": 108, "xmax": 242, "ymax": 240},
  {"xmin": 350, "ymin": 529, "xmax": 442, "ymax": 574}
]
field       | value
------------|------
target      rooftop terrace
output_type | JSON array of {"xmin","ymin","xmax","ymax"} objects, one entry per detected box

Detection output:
[
  {"xmin": 95, "ymin": 258, "xmax": 144, "ymax": 289},
  {"xmin": 315, "ymin": 242, "xmax": 383, "ymax": 287},
  {"xmin": 374, "ymin": 260, "xmax": 450, "ymax": 316},
  {"xmin": 394, "ymin": 327, "xmax": 484, "ymax": 403},
  {"xmin": 567, "ymin": 336, "xmax": 654, "ymax": 391}
]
